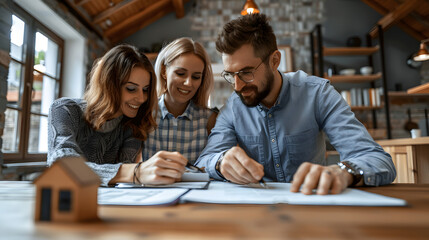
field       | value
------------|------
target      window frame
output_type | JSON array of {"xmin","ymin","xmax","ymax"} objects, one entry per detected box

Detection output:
[{"xmin": 4, "ymin": 4, "xmax": 64, "ymax": 164}]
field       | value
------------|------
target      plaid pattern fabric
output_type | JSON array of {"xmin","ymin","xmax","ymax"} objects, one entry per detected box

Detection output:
[{"xmin": 142, "ymin": 95, "xmax": 213, "ymax": 164}]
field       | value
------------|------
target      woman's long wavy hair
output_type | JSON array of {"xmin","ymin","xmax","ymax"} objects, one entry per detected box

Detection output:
[
  {"xmin": 154, "ymin": 37, "xmax": 214, "ymax": 108},
  {"xmin": 83, "ymin": 44, "xmax": 157, "ymax": 141}
]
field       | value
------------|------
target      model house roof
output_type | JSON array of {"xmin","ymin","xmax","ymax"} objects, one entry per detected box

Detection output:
[{"xmin": 34, "ymin": 157, "xmax": 100, "ymax": 186}]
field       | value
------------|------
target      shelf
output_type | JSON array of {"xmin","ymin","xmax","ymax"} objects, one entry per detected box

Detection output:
[
  {"xmin": 351, "ymin": 105, "xmax": 383, "ymax": 111},
  {"xmin": 325, "ymin": 72, "xmax": 382, "ymax": 83},
  {"xmin": 323, "ymin": 46, "xmax": 379, "ymax": 56},
  {"xmin": 310, "ymin": 24, "xmax": 391, "ymax": 138},
  {"xmin": 377, "ymin": 137, "xmax": 429, "ymax": 146},
  {"xmin": 388, "ymin": 91, "xmax": 429, "ymax": 105},
  {"xmin": 407, "ymin": 82, "xmax": 429, "ymax": 94}
]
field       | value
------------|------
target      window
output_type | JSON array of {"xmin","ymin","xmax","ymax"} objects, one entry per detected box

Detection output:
[
  {"xmin": 58, "ymin": 190, "xmax": 72, "ymax": 212},
  {"xmin": 3, "ymin": 5, "xmax": 63, "ymax": 163}
]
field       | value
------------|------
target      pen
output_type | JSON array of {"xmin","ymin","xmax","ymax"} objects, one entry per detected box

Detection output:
[
  {"xmin": 259, "ymin": 178, "xmax": 267, "ymax": 188},
  {"xmin": 185, "ymin": 163, "xmax": 205, "ymax": 173}
]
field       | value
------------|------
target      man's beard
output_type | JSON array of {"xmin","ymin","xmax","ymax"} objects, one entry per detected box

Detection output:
[{"xmin": 236, "ymin": 69, "xmax": 274, "ymax": 107}]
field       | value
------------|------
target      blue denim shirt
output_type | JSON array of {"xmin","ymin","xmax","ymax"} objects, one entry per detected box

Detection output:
[{"xmin": 196, "ymin": 70, "xmax": 396, "ymax": 186}]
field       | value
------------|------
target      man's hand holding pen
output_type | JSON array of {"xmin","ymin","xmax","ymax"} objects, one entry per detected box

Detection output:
[{"xmin": 217, "ymin": 146, "xmax": 265, "ymax": 185}]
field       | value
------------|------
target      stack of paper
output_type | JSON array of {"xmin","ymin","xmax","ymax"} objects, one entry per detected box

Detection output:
[
  {"xmin": 99, "ymin": 181, "xmax": 406, "ymax": 207},
  {"xmin": 180, "ymin": 182, "xmax": 407, "ymax": 206}
]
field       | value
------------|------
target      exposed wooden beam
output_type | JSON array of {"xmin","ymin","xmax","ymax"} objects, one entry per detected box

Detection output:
[
  {"xmin": 75, "ymin": 0, "xmax": 93, "ymax": 7},
  {"xmin": 109, "ymin": 7, "xmax": 173, "ymax": 43},
  {"xmin": 414, "ymin": 0, "xmax": 429, "ymax": 16},
  {"xmin": 378, "ymin": 0, "xmax": 419, "ymax": 28},
  {"xmin": 171, "ymin": 0, "xmax": 185, "ymax": 18},
  {"xmin": 399, "ymin": 16, "xmax": 429, "ymax": 40},
  {"xmin": 369, "ymin": 0, "xmax": 420, "ymax": 38},
  {"xmin": 105, "ymin": 0, "xmax": 171, "ymax": 37},
  {"xmin": 361, "ymin": 0, "xmax": 389, "ymax": 15},
  {"xmin": 409, "ymin": 12, "xmax": 429, "ymax": 33},
  {"xmin": 64, "ymin": 0, "xmax": 105, "ymax": 39},
  {"xmin": 93, "ymin": 0, "xmax": 136, "ymax": 25},
  {"xmin": 369, "ymin": 17, "xmax": 427, "ymax": 42}
]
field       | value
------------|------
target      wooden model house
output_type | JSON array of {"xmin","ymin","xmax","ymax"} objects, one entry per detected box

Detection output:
[{"xmin": 34, "ymin": 157, "xmax": 100, "ymax": 222}]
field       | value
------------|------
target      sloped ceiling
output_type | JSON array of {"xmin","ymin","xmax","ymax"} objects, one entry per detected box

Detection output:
[
  {"xmin": 63, "ymin": 0, "xmax": 429, "ymax": 44},
  {"xmin": 63, "ymin": 0, "xmax": 190, "ymax": 43},
  {"xmin": 361, "ymin": 0, "xmax": 429, "ymax": 41}
]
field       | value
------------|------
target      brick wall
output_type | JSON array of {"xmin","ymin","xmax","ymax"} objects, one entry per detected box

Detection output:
[
  {"xmin": 190, "ymin": 0, "xmax": 324, "ymax": 72},
  {"xmin": 0, "ymin": 0, "xmax": 12, "ymax": 170}
]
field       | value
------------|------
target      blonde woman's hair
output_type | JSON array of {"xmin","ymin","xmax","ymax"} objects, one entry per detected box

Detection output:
[
  {"xmin": 154, "ymin": 37, "xmax": 214, "ymax": 108},
  {"xmin": 83, "ymin": 44, "xmax": 157, "ymax": 141}
]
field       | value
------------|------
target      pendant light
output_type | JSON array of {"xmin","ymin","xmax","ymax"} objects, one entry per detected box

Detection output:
[
  {"xmin": 413, "ymin": 39, "xmax": 429, "ymax": 62},
  {"xmin": 241, "ymin": 0, "xmax": 260, "ymax": 15}
]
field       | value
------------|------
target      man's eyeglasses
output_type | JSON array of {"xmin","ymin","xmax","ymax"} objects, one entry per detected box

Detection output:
[{"xmin": 221, "ymin": 54, "xmax": 270, "ymax": 86}]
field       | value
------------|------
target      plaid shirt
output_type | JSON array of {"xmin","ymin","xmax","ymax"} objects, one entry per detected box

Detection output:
[{"xmin": 142, "ymin": 95, "xmax": 214, "ymax": 164}]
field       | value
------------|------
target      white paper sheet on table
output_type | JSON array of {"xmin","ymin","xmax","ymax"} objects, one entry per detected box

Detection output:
[
  {"xmin": 180, "ymin": 181, "xmax": 407, "ymax": 206},
  {"xmin": 98, "ymin": 188, "xmax": 189, "ymax": 206},
  {"xmin": 115, "ymin": 181, "xmax": 209, "ymax": 189}
]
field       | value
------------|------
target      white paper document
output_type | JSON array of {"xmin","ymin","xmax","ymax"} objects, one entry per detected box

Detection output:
[
  {"xmin": 115, "ymin": 172, "xmax": 210, "ymax": 189},
  {"xmin": 115, "ymin": 181, "xmax": 209, "ymax": 189},
  {"xmin": 180, "ymin": 181, "xmax": 407, "ymax": 206},
  {"xmin": 98, "ymin": 188, "xmax": 188, "ymax": 206}
]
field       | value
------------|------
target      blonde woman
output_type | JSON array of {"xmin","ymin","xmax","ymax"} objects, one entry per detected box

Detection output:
[
  {"xmin": 48, "ymin": 44, "xmax": 187, "ymax": 186},
  {"xmin": 142, "ymin": 37, "xmax": 217, "ymax": 165}
]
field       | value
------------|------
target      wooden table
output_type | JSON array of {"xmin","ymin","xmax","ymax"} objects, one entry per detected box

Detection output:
[{"xmin": 1, "ymin": 182, "xmax": 429, "ymax": 239}]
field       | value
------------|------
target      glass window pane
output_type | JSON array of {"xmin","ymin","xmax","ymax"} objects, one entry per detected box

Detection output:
[
  {"xmin": 31, "ymin": 72, "xmax": 57, "ymax": 115},
  {"xmin": 34, "ymin": 32, "xmax": 59, "ymax": 78},
  {"xmin": 2, "ymin": 108, "xmax": 21, "ymax": 153},
  {"xmin": 10, "ymin": 15, "xmax": 25, "ymax": 62},
  {"xmin": 28, "ymin": 114, "xmax": 48, "ymax": 153},
  {"xmin": 7, "ymin": 61, "xmax": 25, "ymax": 108}
]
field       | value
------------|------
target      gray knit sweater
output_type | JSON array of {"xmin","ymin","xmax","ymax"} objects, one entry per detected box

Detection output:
[{"xmin": 47, "ymin": 98, "xmax": 142, "ymax": 186}]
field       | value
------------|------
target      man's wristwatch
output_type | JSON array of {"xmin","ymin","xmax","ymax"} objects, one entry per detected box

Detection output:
[
  {"xmin": 215, "ymin": 152, "xmax": 226, "ymax": 179},
  {"xmin": 337, "ymin": 161, "xmax": 364, "ymax": 186}
]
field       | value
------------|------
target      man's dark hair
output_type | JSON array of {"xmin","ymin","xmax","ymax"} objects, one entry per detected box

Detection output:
[{"xmin": 216, "ymin": 13, "xmax": 277, "ymax": 60}]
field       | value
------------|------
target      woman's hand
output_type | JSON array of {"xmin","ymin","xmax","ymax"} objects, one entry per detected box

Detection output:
[{"xmin": 137, "ymin": 151, "xmax": 188, "ymax": 185}]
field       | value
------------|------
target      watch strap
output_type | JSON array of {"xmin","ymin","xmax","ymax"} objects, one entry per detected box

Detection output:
[
  {"xmin": 215, "ymin": 151, "xmax": 227, "ymax": 180},
  {"xmin": 337, "ymin": 161, "xmax": 364, "ymax": 186}
]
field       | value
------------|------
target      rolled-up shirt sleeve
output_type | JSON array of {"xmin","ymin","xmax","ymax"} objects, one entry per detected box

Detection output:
[
  {"xmin": 196, "ymin": 98, "xmax": 238, "ymax": 180},
  {"xmin": 315, "ymin": 79, "xmax": 396, "ymax": 186}
]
